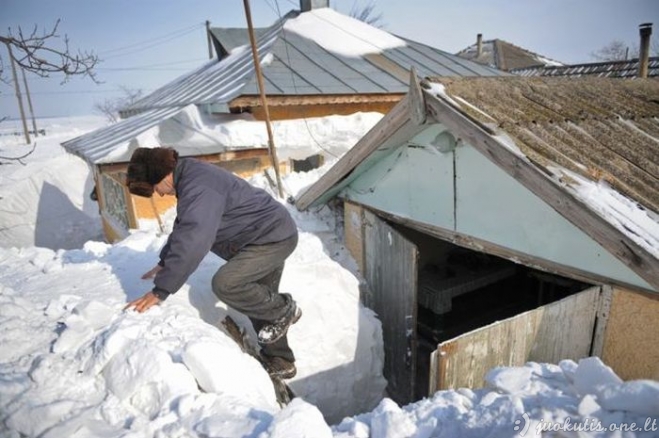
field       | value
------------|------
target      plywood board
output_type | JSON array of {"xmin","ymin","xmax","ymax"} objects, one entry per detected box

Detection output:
[
  {"xmin": 433, "ymin": 286, "xmax": 600, "ymax": 391},
  {"xmin": 602, "ymin": 287, "xmax": 659, "ymax": 380}
]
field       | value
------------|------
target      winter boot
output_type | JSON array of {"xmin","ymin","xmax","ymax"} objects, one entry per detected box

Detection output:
[
  {"xmin": 258, "ymin": 296, "xmax": 302, "ymax": 345},
  {"xmin": 262, "ymin": 355, "xmax": 297, "ymax": 379}
]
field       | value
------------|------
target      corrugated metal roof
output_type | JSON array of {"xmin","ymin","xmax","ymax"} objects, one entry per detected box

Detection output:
[
  {"xmin": 119, "ymin": 13, "xmax": 291, "ymax": 115},
  {"xmin": 125, "ymin": 9, "xmax": 506, "ymax": 113},
  {"xmin": 429, "ymin": 76, "xmax": 659, "ymax": 214},
  {"xmin": 209, "ymin": 27, "xmax": 268, "ymax": 55},
  {"xmin": 456, "ymin": 39, "xmax": 563, "ymax": 71},
  {"xmin": 511, "ymin": 57, "xmax": 659, "ymax": 78},
  {"xmin": 61, "ymin": 106, "xmax": 184, "ymax": 164}
]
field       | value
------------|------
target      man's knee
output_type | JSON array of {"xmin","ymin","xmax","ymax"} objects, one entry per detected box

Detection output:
[{"xmin": 212, "ymin": 269, "xmax": 242, "ymax": 299}]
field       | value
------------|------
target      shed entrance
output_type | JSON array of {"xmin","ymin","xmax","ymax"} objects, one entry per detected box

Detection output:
[{"xmin": 361, "ymin": 211, "xmax": 598, "ymax": 405}]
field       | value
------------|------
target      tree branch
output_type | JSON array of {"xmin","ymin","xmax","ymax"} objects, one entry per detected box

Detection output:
[{"xmin": 0, "ymin": 19, "xmax": 100, "ymax": 84}]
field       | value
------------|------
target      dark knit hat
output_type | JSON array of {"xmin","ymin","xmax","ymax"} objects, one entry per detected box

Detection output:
[{"xmin": 126, "ymin": 147, "xmax": 179, "ymax": 197}]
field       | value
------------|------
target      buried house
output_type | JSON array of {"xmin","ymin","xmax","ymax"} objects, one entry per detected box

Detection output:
[
  {"xmin": 62, "ymin": 1, "xmax": 504, "ymax": 243},
  {"xmin": 295, "ymin": 72, "xmax": 659, "ymax": 405}
]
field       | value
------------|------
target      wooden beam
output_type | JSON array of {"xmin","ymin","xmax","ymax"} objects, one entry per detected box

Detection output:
[
  {"xmin": 295, "ymin": 94, "xmax": 414, "ymax": 210},
  {"xmin": 229, "ymin": 93, "xmax": 405, "ymax": 109},
  {"xmin": 424, "ymin": 91, "xmax": 659, "ymax": 292},
  {"xmin": 408, "ymin": 67, "xmax": 426, "ymax": 126},
  {"xmin": 97, "ymin": 148, "xmax": 271, "ymax": 174}
]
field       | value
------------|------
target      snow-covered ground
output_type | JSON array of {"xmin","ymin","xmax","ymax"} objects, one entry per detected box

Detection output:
[{"xmin": 1, "ymin": 117, "xmax": 658, "ymax": 437}]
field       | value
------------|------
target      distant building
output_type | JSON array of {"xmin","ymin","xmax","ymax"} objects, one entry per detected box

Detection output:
[{"xmin": 455, "ymin": 34, "xmax": 563, "ymax": 71}]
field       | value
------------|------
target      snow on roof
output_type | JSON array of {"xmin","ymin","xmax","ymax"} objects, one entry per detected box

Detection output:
[{"xmin": 283, "ymin": 7, "xmax": 406, "ymax": 57}]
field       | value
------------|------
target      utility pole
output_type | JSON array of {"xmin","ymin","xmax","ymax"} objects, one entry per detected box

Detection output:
[
  {"xmin": 243, "ymin": 0, "xmax": 284, "ymax": 198},
  {"xmin": 5, "ymin": 42, "xmax": 30, "ymax": 144},
  {"xmin": 206, "ymin": 20, "xmax": 213, "ymax": 59},
  {"xmin": 21, "ymin": 67, "xmax": 38, "ymax": 137}
]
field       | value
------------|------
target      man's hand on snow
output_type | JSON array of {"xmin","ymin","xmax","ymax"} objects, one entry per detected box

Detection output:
[
  {"xmin": 124, "ymin": 291, "xmax": 161, "ymax": 313},
  {"xmin": 141, "ymin": 265, "xmax": 162, "ymax": 279}
]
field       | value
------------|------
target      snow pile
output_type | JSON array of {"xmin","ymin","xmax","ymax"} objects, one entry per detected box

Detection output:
[
  {"xmin": 0, "ymin": 206, "xmax": 386, "ymax": 435},
  {"xmin": 0, "ymin": 116, "xmax": 107, "ymax": 250},
  {"xmin": 334, "ymin": 357, "xmax": 659, "ymax": 438},
  {"xmin": 2, "ymin": 116, "xmax": 659, "ymax": 437},
  {"xmin": 103, "ymin": 106, "xmax": 384, "ymax": 164}
]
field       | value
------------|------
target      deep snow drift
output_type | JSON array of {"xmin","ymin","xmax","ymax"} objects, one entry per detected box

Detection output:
[{"xmin": 1, "ymin": 117, "xmax": 658, "ymax": 437}]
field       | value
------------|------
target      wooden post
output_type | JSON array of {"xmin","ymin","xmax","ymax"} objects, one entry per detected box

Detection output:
[
  {"xmin": 206, "ymin": 20, "xmax": 213, "ymax": 60},
  {"xmin": 5, "ymin": 42, "xmax": 30, "ymax": 144},
  {"xmin": 21, "ymin": 67, "xmax": 38, "ymax": 137},
  {"xmin": 243, "ymin": 0, "xmax": 285, "ymax": 198}
]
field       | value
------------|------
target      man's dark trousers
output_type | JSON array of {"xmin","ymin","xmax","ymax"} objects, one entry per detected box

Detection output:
[{"xmin": 212, "ymin": 233, "xmax": 298, "ymax": 361}]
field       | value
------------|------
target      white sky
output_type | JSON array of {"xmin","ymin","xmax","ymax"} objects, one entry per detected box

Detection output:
[
  {"xmin": 1, "ymin": 0, "xmax": 657, "ymax": 118},
  {"xmin": 1, "ymin": 116, "xmax": 658, "ymax": 437}
]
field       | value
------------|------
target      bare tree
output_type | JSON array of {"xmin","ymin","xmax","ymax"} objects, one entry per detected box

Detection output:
[
  {"xmin": 1, "ymin": 20, "xmax": 99, "ymax": 146},
  {"xmin": 94, "ymin": 86, "xmax": 143, "ymax": 123},
  {"xmin": 349, "ymin": 1, "xmax": 385, "ymax": 28},
  {"xmin": 0, "ymin": 19, "xmax": 99, "ymax": 83},
  {"xmin": 591, "ymin": 40, "xmax": 630, "ymax": 61}
]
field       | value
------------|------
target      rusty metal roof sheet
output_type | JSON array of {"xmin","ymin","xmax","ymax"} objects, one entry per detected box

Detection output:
[{"xmin": 428, "ymin": 76, "xmax": 659, "ymax": 214}]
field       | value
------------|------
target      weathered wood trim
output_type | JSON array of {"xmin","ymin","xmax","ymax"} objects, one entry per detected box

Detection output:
[
  {"xmin": 424, "ymin": 91, "xmax": 659, "ymax": 292},
  {"xmin": 409, "ymin": 67, "xmax": 426, "ymax": 126},
  {"xmin": 591, "ymin": 285, "xmax": 612, "ymax": 357},
  {"xmin": 352, "ymin": 201, "xmax": 655, "ymax": 294},
  {"xmin": 295, "ymin": 94, "xmax": 414, "ymax": 210},
  {"xmin": 428, "ymin": 349, "xmax": 439, "ymax": 396},
  {"xmin": 98, "ymin": 162, "xmax": 128, "ymax": 174}
]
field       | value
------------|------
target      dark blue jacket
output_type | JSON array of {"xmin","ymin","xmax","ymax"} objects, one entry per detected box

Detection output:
[{"xmin": 153, "ymin": 158, "xmax": 297, "ymax": 298}]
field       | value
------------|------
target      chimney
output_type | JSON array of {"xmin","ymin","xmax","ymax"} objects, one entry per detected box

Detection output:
[
  {"xmin": 300, "ymin": 0, "xmax": 329, "ymax": 12},
  {"xmin": 638, "ymin": 23, "xmax": 652, "ymax": 78},
  {"xmin": 476, "ymin": 33, "xmax": 483, "ymax": 58}
]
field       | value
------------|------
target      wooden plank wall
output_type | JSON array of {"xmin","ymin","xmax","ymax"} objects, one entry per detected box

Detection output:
[
  {"xmin": 432, "ymin": 286, "xmax": 600, "ymax": 391},
  {"xmin": 602, "ymin": 287, "xmax": 659, "ymax": 380},
  {"xmin": 344, "ymin": 201, "xmax": 365, "ymax": 274}
]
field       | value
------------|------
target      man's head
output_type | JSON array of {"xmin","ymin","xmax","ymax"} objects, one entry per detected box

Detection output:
[{"xmin": 126, "ymin": 147, "xmax": 179, "ymax": 197}]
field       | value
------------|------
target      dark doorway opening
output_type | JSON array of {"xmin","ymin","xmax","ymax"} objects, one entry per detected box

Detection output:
[{"xmin": 390, "ymin": 224, "xmax": 592, "ymax": 401}]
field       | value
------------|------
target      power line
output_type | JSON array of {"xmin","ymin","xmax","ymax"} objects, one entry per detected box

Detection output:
[
  {"xmin": 100, "ymin": 24, "xmax": 205, "ymax": 59},
  {"xmin": 96, "ymin": 58, "xmax": 206, "ymax": 71},
  {"xmin": 0, "ymin": 88, "xmax": 155, "ymax": 97}
]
